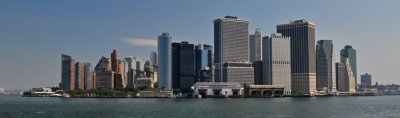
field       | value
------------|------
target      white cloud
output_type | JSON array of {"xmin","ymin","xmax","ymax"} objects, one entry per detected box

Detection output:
[{"xmin": 121, "ymin": 38, "xmax": 157, "ymax": 47}]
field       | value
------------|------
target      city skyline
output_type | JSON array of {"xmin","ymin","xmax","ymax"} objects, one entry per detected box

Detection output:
[{"xmin": 1, "ymin": 0, "xmax": 399, "ymax": 89}]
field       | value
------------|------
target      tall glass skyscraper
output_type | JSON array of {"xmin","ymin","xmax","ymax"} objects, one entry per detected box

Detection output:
[
  {"xmin": 157, "ymin": 32, "xmax": 172, "ymax": 89},
  {"xmin": 277, "ymin": 19, "xmax": 316, "ymax": 95},
  {"xmin": 340, "ymin": 45, "xmax": 357, "ymax": 88},
  {"xmin": 61, "ymin": 54, "xmax": 75, "ymax": 90},
  {"xmin": 214, "ymin": 16, "xmax": 250, "ymax": 82},
  {"xmin": 316, "ymin": 40, "xmax": 337, "ymax": 93}
]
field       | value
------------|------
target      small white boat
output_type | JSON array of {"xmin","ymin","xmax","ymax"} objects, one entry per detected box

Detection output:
[
  {"xmin": 50, "ymin": 94, "xmax": 62, "ymax": 97},
  {"xmin": 62, "ymin": 94, "xmax": 70, "ymax": 98}
]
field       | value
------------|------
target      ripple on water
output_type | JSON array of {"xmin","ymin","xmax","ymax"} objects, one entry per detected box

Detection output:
[{"xmin": 35, "ymin": 111, "xmax": 45, "ymax": 114}]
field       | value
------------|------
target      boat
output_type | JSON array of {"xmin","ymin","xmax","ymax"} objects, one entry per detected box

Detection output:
[{"xmin": 62, "ymin": 94, "xmax": 70, "ymax": 98}]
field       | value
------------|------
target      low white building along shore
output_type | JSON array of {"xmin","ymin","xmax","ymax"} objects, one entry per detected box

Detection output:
[{"xmin": 193, "ymin": 82, "xmax": 243, "ymax": 98}]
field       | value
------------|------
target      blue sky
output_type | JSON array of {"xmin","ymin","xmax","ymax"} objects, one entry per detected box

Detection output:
[{"xmin": 1, "ymin": 0, "xmax": 399, "ymax": 89}]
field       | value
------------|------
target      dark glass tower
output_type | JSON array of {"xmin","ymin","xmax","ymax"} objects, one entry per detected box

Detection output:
[
  {"xmin": 277, "ymin": 19, "xmax": 316, "ymax": 95},
  {"xmin": 316, "ymin": 40, "xmax": 336, "ymax": 93}
]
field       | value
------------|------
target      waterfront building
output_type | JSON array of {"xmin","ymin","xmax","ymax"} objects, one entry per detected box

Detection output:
[
  {"xmin": 157, "ymin": 32, "xmax": 172, "ymax": 89},
  {"xmin": 61, "ymin": 54, "xmax": 75, "ymax": 90},
  {"xmin": 336, "ymin": 58, "xmax": 356, "ymax": 92},
  {"xmin": 172, "ymin": 42, "xmax": 181, "ymax": 90},
  {"xmin": 316, "ymin": 40, "xmax": 337, "ymax": 93},
  {"xmin": 83, "ymin": 63, "xmax": 93, "ymax": 90},
  {"xmin": 262, "ymin": 33, "xmax": 291, "ymax": 95},
  {"xmin": 340, "ymin": 45, "xmax": 357, "ymax": 88},
  {"xmin": 222, "ymin": 62, "xmax": 254, "ymax": 85},
  {"xmin": 253, "ymin": 61, "xmax": 263, "ymax": 85},
  {"xmin": 195, "ymin": 44, "xmax": 213, "ymax": 82},
  {"xmin": 361, "ymin": 73, "xmax": 372, "ymax": 88},
  {"xmin": 249, "ymin": 28, "xmax": 262, "ymax": 62},
  {"xmin": 245, "ymin": 85, "xmax": 285, "ymax": 97},
  {"xmin": 135, "ymin": 78, "xmax": 154, "ymax": 88},
  {"xmin": 193, "ymin": 82, "xmax": 243, "ymax": 97},
  {"xmin": 75, "ymin": 62, "xmax": 85, "ymax": 89},
  {"xmin": 150, "ymin": 51, "xmax": 158, "ymax": 66},
  {"xmin": 94, "ymin": 57, "xmax": 114, "ymax": 88},
  {"xmin": 277, "ymin": 19, "xmax": 316, "ymax": 95},
  {"xmin": 214, "ymin": 16, "xmax": 250, "ymax": 82}
]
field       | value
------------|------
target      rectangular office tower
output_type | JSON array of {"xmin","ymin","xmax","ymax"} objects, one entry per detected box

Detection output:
[
  {"xmin": 361, "ymin": 73, "xmax": 372, "ymax": 89},
  {"xmin": 75, "ymin": 62, "xmax": 85, "ymax": 90},
  {"xmin": 316, "ymin": 40, "xmax": 337, "ymax": 93},
  {"xmin": 249, "ymin": 28, "xmax": 262, "ymax": 62},
  {"xmin": 340, "ymin": 45, "xmax": 357, "ymax": 88},
  {"xmin": 172, "ymin": 42, "xmax": 196, "ymax": 93},
  {"xmin": 214, "ymin": 16, "xmax": 250, "ymax": 82},
  {"xmin": 277, "ymin": 19, "xmax": 316, "ymax": 95},
  {"xmin": 262, "ymin": 33, "xmax": 291, "ymax": 95},
  {"xmin": 336, "ymin": 58, "xmax": 356, "ymax": 92},
  {"xmin": 61, "ymin": 54, "xmax": 75, "ymax": 90},
  {"xmin": 222, "ymin": 62, "xmax": 254, "ymax": 85}
]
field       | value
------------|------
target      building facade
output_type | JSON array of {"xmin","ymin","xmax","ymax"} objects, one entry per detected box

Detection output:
[
  {"xmin": 94, "ymin": 57, "xmax": 114, "ymax": 88},
  {"xmin": 361, "ymin": 73, "xmax": 372, "ymax": 89},
  {"xmin": 340, "ymin": 45, "xmax": 357, "ymax": 88},
  {"xmin": 222, "ymin": 62, "xmax": 254, "ymax": 85},
  {"xmin": 336, "ymin": 58, "xmax": 356, "ymax": 92},
  {"xmin": 83, "ymin": 62, "xmax": 93, "ymax": 90},
  {"xmin": 214, "ymin": 16, "xmax": 250, "ymax": 82},
  {"xmin": 75, "ymin": 62, "xmax": 85, "ymax": 89},
  {"xmin": 61, "ymin": 54, "xmax": 75, "ymax": 90},
  {"xmin": 249, "ymin": 28, "xmax": 262, "ymax": 62},
  {"xmin": 150, "ymin": 51, "xmax": 158, "ymax": 66},
  {"xmin": 195, "ymin": 44, "xmax": 213, "ymax": 82},
  {"xmin": 124, "ymin": 57, "xmax": 136, "ymax": 88},
  {"xmin": 277, "ymin": 19, "xmax": 316, "ymax": 95},
  {"xmin": 157, "ymin": 32, "xmax": 172, "ymax": 89},
  {"xmin": 262, "ymin": 33, "xmax": 291, "ymax": 95},
  {"xmin": 316, "ymin": 40, "xmax": 337, "ymax": 93}
]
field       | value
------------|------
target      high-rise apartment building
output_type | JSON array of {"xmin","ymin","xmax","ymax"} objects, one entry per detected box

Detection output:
[
  {"xmin": 262, "ymin": 33, "xmax": 291, "ymax": 95},
  {"xmin": 214, "ymin": 16, "xmax": 250, "ymax": 82},
  {"xmin": 61, "ymin": 54, "xmax": 75, "ymax": 90},
  {"xmin": 157, "ymin": 32, "xmax": 172, "ymax": 89},
  {"xmin": 250, "ymin": 28, "xmax": 262, "ymax": 62},
  {"xmin": 316, "ymin": 40, "xmax": 337, "ymax": 93},
  {"xmin": 277, "ymin": 19, "xmax": 316, "ymax": 95},
  {"xmin": 83, "ymin": 63, "xmax": 93, "ymax": 90}
]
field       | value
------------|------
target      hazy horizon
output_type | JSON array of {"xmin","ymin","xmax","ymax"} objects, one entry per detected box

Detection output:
[{"xmin": 1, "ymin": 0, "xmax": 399, "ymax": 90}]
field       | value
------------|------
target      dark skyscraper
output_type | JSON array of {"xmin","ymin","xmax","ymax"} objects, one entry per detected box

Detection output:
[
  {"xmin": 277, "ymin": 19, "xmax": 316, "ymax": 95},
  {"xmin": 171, "ymin": 42, "xmax": 181, "ymax": 90},
  {"xmin": 172, "ymin": 41, "xmax": 196, "ymax": 93},
  {"xmin": 340, "ymin": 45, "xmax": 357, "ymax": 88},
  {"xmin": 61, "ymin": 54, "xmax": 75, "ymax": 90},
  {"xmin": 249, "ymin": 28, "xmax": 262, "ymax": 62},
  {"xmin": 316, "ymin": 40, "xmax": 337, "ymax": 93}
]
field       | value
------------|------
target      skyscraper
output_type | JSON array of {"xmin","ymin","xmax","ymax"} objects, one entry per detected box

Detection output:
[
  {"xmin": 361, "ymin": 73, "xmax": 372, "ymax": 89},
  {"xmin": 75, "ymin": 62, "xmax": 85, "ymax": 89},
  {"xmin": 340, "ymin": 45, "xmax": 357, "ymax": 88},
  {"xmin": 316, "ymin": 40, "xmax": 337, "ymax": 93},
  {"xmin": 222, "ymin": 62, "xmax": 254, "ymax": 85},
  {"xmin": 249, "ymin": 28, "xmax": 262, "ymax": 62},
  {"xmin": 262, "ymin": 33, "xmax": 291, "ymax": 95},
  {"xmin": 94, "ymin": 57, "xmax": 114, "ymax": 88},
  {"xmin": 214, "ymin": 16, "xmax": 250, "ymax": 82},
  {"xmin": 150, "ymin": 51, "xmax": 158, "ymax": 66},
  {"xmin": 61, "ymin": 54, "xmax": 75, "ymax": 90},
  {"xmin": 336, "ymin": 58, "xmax": 356, "ymax": 92},
  {"xmin": 111, "ymin": 49, "xmax": 119, "ymax": 73},
  {"xmin": 124, "ymin": 57, "xmax": 136, "ymax": 88},
  {"xmin": 158, "ymin": 32, "xmax": 172, "ymax": 89},
  {"xmin": 195, "ymin": 44, "xmax": 213, "ymax": 82},
  {"xmin": 277, "ymin": 19, "xmax": 316, "ymax": 95},
  {"xmin": 172, "ymin": 42, "xmax": 181, "ymax": 89},
  {"xmin": 83, "ymin": 62, "xmax": 93, "ymax": 90},
  {"xmin": 136, "ymin": 60, "xmax": 141, "ymax": 78},
  {"xmin": 179, "ymin": 42, "xmax": 195, "ymax": 93}
]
